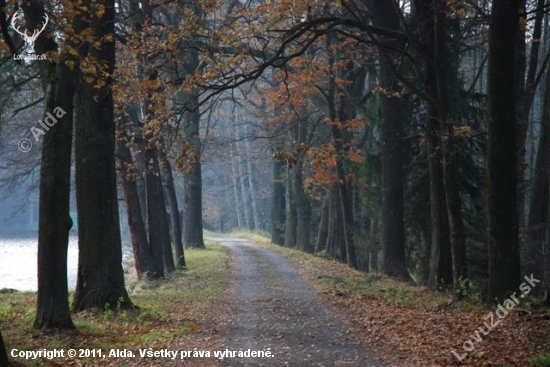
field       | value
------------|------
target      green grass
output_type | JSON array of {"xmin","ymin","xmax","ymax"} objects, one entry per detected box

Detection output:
[
  {"xmin": 0, "ymin": 241, "xmax": 227, "ymax": 366},
  {"xmin": 529, "ymin": 355, "xmax": 550, "ymax": 367}
]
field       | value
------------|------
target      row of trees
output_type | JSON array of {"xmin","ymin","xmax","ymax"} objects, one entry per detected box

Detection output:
[
  {"xmin": 0, "ymin": 0, "xmax": 199, "ymax": 331},
  {"xmin": 185, "ymin": 0, "xmax": 549, "ymax": 303},
  {"xmin": 183, "ymin": 0, "xmax": 549, "ymax": 303},
  {"xmin": 1, "ymin": 0, "xmax": 549, "ymax": 340}
]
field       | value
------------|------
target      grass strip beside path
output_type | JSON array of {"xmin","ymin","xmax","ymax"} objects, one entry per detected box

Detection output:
[{"xmin": 0, "ymin": 241, "xmax": 228, "ymax": 366}]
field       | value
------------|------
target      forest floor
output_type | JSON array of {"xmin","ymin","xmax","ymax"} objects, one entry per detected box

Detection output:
[
  {"xmin": 2, "ymin": 234, "xmax": 550, "ymax": 366},
  {"xmin": 229, "ymin": 233, "xmax": 550, "ymax": 367}
]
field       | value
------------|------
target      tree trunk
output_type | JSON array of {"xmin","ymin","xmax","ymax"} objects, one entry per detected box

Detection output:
[
  {"xmin": 234, "ymin": 123, "xmax": 253, "ymax": 230},
  {"xmin": 34, "ymin": 57, "xmax": 76, "ymax": 330},
  {"xmin": 325, "ymin": 34, "xmax": 358, "ymax": 268},
  {"xmin": 334, "ymin": 100, "xmax": 358, "ymax": 267},
  {"xmin": 0, "ymin": 330, "xmax": 8, "ymax": 367},
  {"xmin": 73, "ymin": 0, "xmax": 133, "ymax": 311},
  {"xmin": 315, "ymin": 199, "xmax": 329, "ymax": 253},
  {"xmin": 125, "ymin": 0, "xmax": 148, "ymax": 229},
  {"xmin": 294, "ymin": 162, "xmax": 312, "ymax": 252},
  {"xmin": 145, "ymin": 144, "xmax": 172, "ymax": 275},
  {"xmin": 486, "ymin": 0, "xmax": 522, "ymax": 303},
  {"xmin": 336, "ymin": 168, "xmax": 358, "ymax": 268},
  {"xmin": 24, "ymin": 0, "xmax": 76, "ymax": 330},
  {"xmin": 231, "ymin": 143, "xmax": 244, "ymax": 228},
  {"xmin": 284, "ymin": 167, "xmax": 297, "ymax": 248},
  {"xmin": 270, "ymin": 158, "xmax": 286, "ymax": 245},
  {"xmin": 434, "ymin": 0, "xmax": 469, "ymax": 294},
  {"xmin": 293, "ymin": 121, "xmax": 312, "ymax": 252},
  {"xmin": 128, "ymin": 110, "xmax": 148, "ymax": 230},
  {"xmin": 325, "ymin": 187, "xmax": 338, "ymax": 259},
  {"xmin": 182, "ymin": 93, "xmax": 205, "ymax": 248},
  {"xmin": 527, "ymin": 60, "xmax": 550, "ymax": 288},
  {"xmin": 117, "ymin": 121, "xmax": 158, "ymax": 279},
  {"xmin": 159, "ymin": 148, "xmax": 186, "ymax": 268},
  {"xmin": 369, "ymin": 0, "xmax": 407, "ymax": 279},
  {"xmin": 546, "ymin": 179, "xmax": 550, "ymax": 297},
  {"xmin": 414, "ymin": 0, "xmax": 454, "ymax": 289},
  {"xmin": 325, "ymin": 184, "xmax": 348, "ymax": 262},
  {"xmin": 445, "ymin": 151, "xmax": 468, "ymax": 294},
  {"xmin": 244, "ymin": 135, "xmax": 261, "ymax": 229},
  {"xmin": 517, "ymin": 0, "xmax": 545, "ymax": 228}
]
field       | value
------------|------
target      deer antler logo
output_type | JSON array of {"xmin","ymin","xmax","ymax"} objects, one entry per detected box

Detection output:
[{"xmin": 10, "ymin": 9, "xmax": 49, "ymax": 53}]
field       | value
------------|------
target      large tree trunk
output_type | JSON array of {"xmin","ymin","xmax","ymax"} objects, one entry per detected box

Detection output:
[
  {"xmin": 182, "ymin": 93, "xmax": 205, "ymax": 248},
  {"xmin": 34, "ymin": 69, "xmax": 76, "ymax": 328},
  {"xmin": 73, "ymin": 0, "xmax": 133, "ymax": 311},
  {"xmin": 486, "ymin": 0, "xmax": 522, "ymax": 303},
  {"xmin": 24, "ymin": 0, "xmax": 75, "ymax": 330},
  {"xmin": 159, "ymin": 148, "xmax": 186, "ymax": 268},
  {"xmin": 117, "ymin": 121, "xmax": 158, "ymax": 279},
  {"xmin": 369, "ymin": 0, "xmax": 407, "ymax": 279},
  {"xmin": 270, "ymin": 158, "xmax": 286, "ymax": 245},
  {"xmin": 527, "ymin": 60, "xmax": 550, "ymax": 289},
  {"xmin": 34, "ymin": 54, "xmax": 76, "ymax": 331},
  {"xmin": 546, "ymin": 180, "xmax": 550, "ymax": 299}
]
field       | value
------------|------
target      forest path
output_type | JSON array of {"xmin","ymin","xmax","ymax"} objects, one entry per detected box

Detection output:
[{"xmin": 209, "ymin": 237, "xmax": 383, "ymax": 367}]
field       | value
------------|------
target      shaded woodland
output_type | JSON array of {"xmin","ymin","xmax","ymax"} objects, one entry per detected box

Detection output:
[{"xmin": 0, "ymin": 0, "xmax": 549, "ymax": 357}]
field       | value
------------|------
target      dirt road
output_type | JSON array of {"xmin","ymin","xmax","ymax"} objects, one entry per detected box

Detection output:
[{"xmin": 210, "ymin": 238, "xmax": 383, "ymax": 367}]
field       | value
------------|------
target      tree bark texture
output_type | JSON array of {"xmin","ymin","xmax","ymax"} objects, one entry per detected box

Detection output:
[
  {"xmin": 527, "ymin": 57, "xmax": 550, "ymax": 289},
  {"xmin": 117, "ymin": 122, "xmax": 158, "ymax": 279},
  {"xmin": 315, "ymin": 199, "xmax": 329, "ymax": 253},
  {"xmin": 159, "ymin": 148, "xmax": 186, "ymax": 268},
  {"xmin": 414, "ymin": 0, "xmax": 457, "ymax": 289},
  {"xmin": 369, "ymin": 0, "xmax": 407, "ymax": 279},
  {"xmin": 486, "ymin": 0, "xmax": 522, "ymax": 303},
  {"xmin": 182, "ymin": 93, "xmax": 205, "ymax": 248},
  {"xmin": 73, "ymin": 0, "xmax": 133, "ymax": 311},
  {"xmin": 34, "ymin": 48, "xmax": 76, "ymax": 330},
  {"xmin": 145, "ymin": 144, "xmax": 173, "ymax": 275}
]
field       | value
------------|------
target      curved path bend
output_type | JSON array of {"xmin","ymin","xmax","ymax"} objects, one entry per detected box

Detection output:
[{"xmin": 209, "ymin": 238, "xmax": 383, "ymax": 367}]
